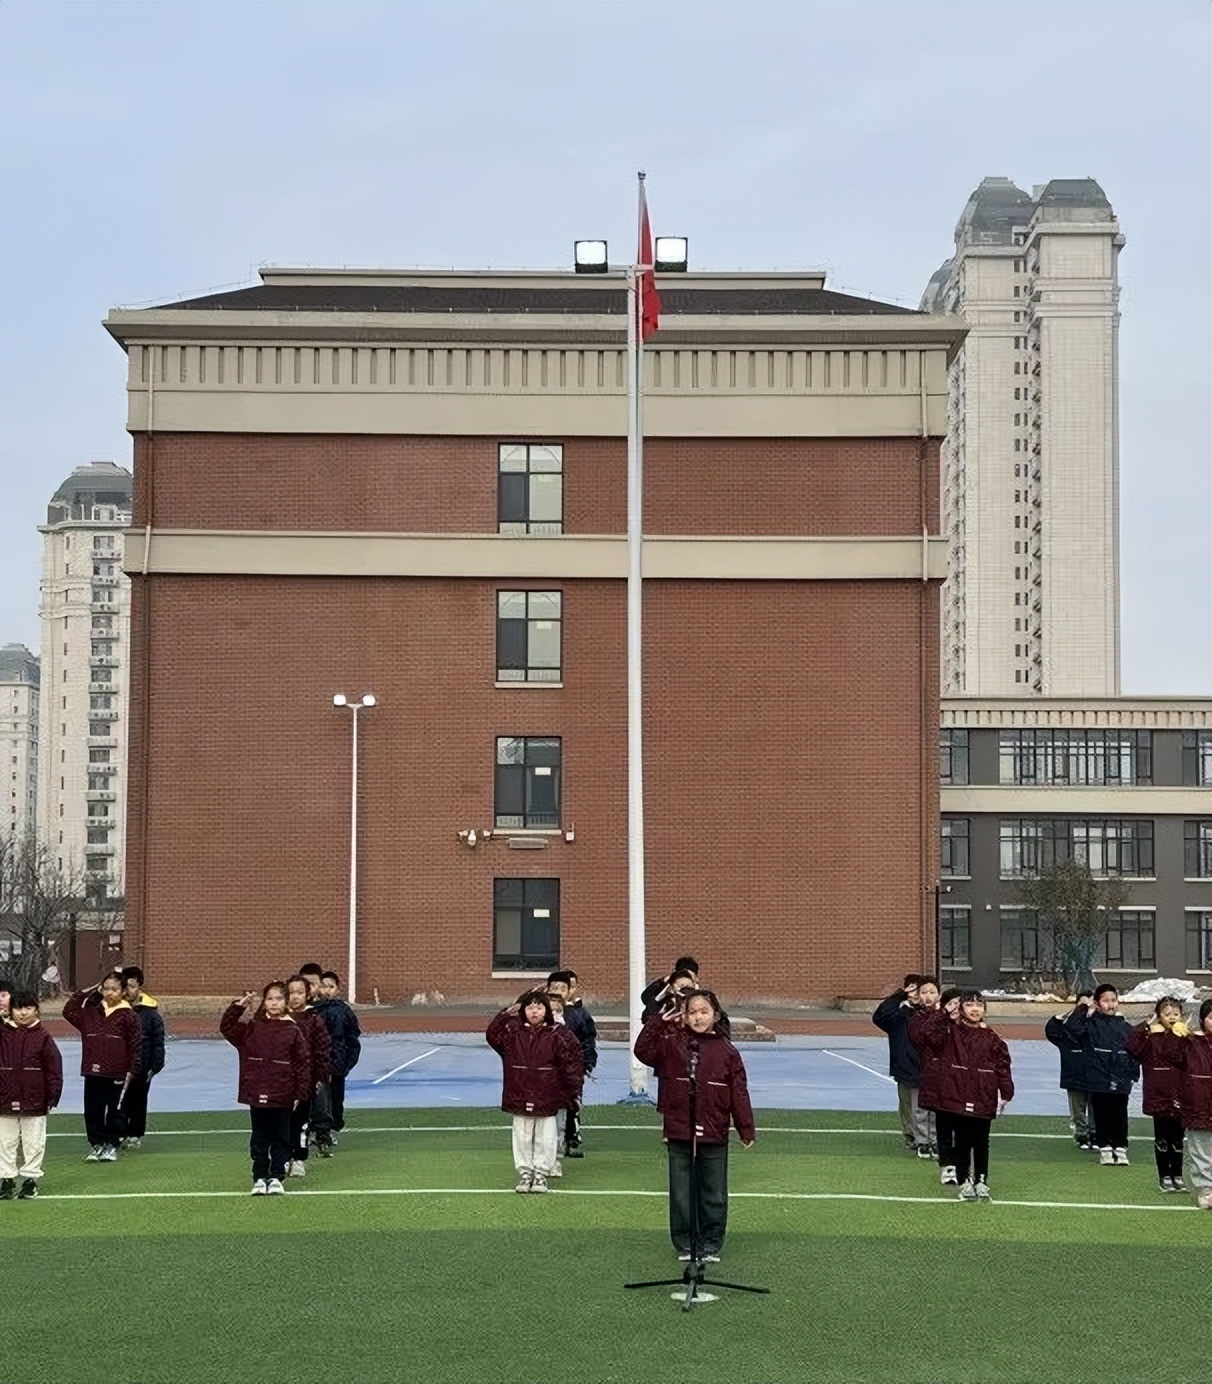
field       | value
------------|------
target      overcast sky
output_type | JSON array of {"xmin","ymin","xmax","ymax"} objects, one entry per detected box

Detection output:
[{"xmin": 1, "ymin": 0, "xmax": 1208, "ymax": 693}]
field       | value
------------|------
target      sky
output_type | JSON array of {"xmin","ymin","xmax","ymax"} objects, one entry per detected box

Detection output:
[{"xmin": 1, "ymin": 0, "xmax": 1208, "ymax": 694}]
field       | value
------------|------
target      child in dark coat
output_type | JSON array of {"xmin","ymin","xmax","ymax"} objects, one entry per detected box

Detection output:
[
  {"xmin": 220, "ymin": 982, "xmax": 312, "ymax": 1195},
  {"xmin": 284, "ymin": 974, "xmax": 332, "ymax": 1177},
  {"xmin": 1045, "ymin": 993, "xmax": 1094, "ymax": 1151},
  {"xmin": 117, "ymin": 966, "xmax": 166, "ymax": 1148},
  {"xmin": 63, "ymin": 972, "xmax": 141, "ymax": 1162},
  {"xmin": 910, "ymin": 990, "xmax": 1013, "ymax": 1201},
  {"xmin": 1125, "ymin": 996, "xmax": 1188, "ymax": 1192},
  {"xmin": 873, "ymin": 974, "xmax": 939, "ymax": 1158},
  {"xmin": 1061, "ymin": 984, "xmax": 1140, "ymax": 1166},
  {"xmin": 634, "ymin": 988, "xmax": 755, "ymax": 1261},
  {"xmin": 487, "ymin": 990, "xmax": 582, "ymax": 1194},
  {"xmin": 0, "ymin": 991, "xmax": 64, "ymax": 1199}
]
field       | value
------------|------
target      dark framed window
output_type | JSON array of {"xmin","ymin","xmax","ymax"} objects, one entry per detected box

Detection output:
[
  {"xmin": 999, "ymin": 729, "xmax": 1152, "ymax": 785},
  {"xmin": 1185, "ymin": 821, "xmax": 1212, "ymax": 877},
  {"xmin": 941, "ymin": 818, "xmax": 970, "ymax": 877},
  {"xmin": 86, "ymin": 827, "xmax": 109, "ymax": 844},
  {"xmin": 493, "ymin": 878, "xmax": 559, "ymax": 971},
  {"xmin": 1182, "ymin": 731, "xmax": 1212, "ymax": 787},
  {"xmin": 497, "ymin": 591, "xmax": 562, "ymax": 683},
  {"xmin": 999, "ymin": 818, "xmax": 1153, "ymax": 877},
  {"xmin": 1186, "ymin": 910, "xmax": 1212, "ymax": 971},
  {"xmin": 940, "ymin": 728, "xmax": 969, "ymax": 785},
  {"xmin": 1101, "ymin": 910, "xmax": 1155, "ymax": 970},
  {"xmin": 495, "ymin": 737, "xmax": 561, "ymax": 829},
  {"xmin": 498, "ymin": 443, "xmax": 563, "ymax": 535},
  {"xmin": 939, "ymin": 906, "xmax": 971, "ymax": 968},
  {"xmin": 1000, "ymin": 907, "xmax": 1049, "ymax": 970}
]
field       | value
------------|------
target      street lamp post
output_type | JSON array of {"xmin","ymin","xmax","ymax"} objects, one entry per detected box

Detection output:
[{"xmin": 332, "ymin": 693, "xmax": 376, "ymax": 1003}]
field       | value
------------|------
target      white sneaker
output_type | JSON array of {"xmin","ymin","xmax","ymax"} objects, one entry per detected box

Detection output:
[
  {"xmin": 287, "ymin": 1160, "xmax": 307, "ymax": 1178},
  {"xmin": 514, "ymin": 1173, "xmax": 533, "ymax": 1193},
  {"xmin": 677, "ymin": 1252, "xmax": 693, "ymax": 1262},
  {"xmin": 250, "ymin": 1179, "xmax": 268, "ymax": 1195},
  {"xmin": 1197, "ymin": 1190, "xmax": 1212, "ymax": 1210},
  {"xmin": 99, "ymin": 1145, "xmax": 118, "ymax": 1162},
  {"xmin": 84, "ymin": 1146, "xmax": 103, "ymax": 1162},
  {"xmin": 1098, "ymin": 1147, "xmax": 1115, "ymax": 1165},
  {"xmin": 940, "ymin": 1165, "xmax": 958, "ymax": 1186},
  {"xmin": 121, "ymin": 1137, "xmax": 142, "ymax": 1150},
  {"xmin": 1113, "ymin": 1148, "xmax": 1130, "ymax": 1166},
  {"xmin": 975, "ymin": 1178, "xmax": 992, "ymax": 1201},
  {"xmin": 957, "ymin": 1179, "xmax": 977, "ymax": 1201},
  {"xmin": 550, "ymin": 1161, "xmax": 563, "ymax": 1179},
  {"xmin": 702, "ymin": 1253, "xmax": 721, "ymax": 1263},
  {"xmin": 530, "ymin": 1174, "xmax": 550, "ymax": 1194},
  {"xmin": 266, "ymin": 1178, "xmax": 285, "ymax": 1195}
]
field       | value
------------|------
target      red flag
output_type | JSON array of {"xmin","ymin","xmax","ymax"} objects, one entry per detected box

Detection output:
[{"xmin": 637, "ymin": 178, "xmax": 661, "ymax": 342}]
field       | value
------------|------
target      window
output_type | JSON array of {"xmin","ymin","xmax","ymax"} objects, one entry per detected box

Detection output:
[
  {"xmin": 1185, "ymin": 820, "xmax": 1212, "ymax": 877},
  {"xmin": 90, "ymin": 802, "xmax": 110, "ymax": 817},
  {"xmin": 88, "ymin": 775, "xmax": 108, "ymax": 791},
  {"xmin": 89, "ymin": 694, "xmax": 113, "ymax": 711},
  {"xmin": 86, "ymin": 827, "xmax": 109, "ymax": 844},
  {"xmin": 1101, "ymin": 910, "xmax": 1155, "ymax": 970},
  {"xmin": 89, "ymin": 721, "xmax": 110, "ymax": 737},
  {"xmin": 493, "ymin": 878, "xmax": 559, "ymax": 970},
  {"xmin": 1187, "ymin": 910, "xmax": 1212, "ymax": 971},
  {"xmin": 939, "ymin": 906, "xmax": 971, "ymax": 968},
  {"xmin": 495, "ymin": 737, "xmax": 561, "ymax": 829},
  {"xmin": 497, "ymin": 591, "xmax": 561, "ymax": 683},
  {"xmin": 1182, "ymin": 730, "xmax": 1212, "ymax": 786},
  {"xmin": 999, "ymin": 729, "xmax": 1152, "ymax": 785},
  {"xmin": 941, "ymin": 818, "xmax": 970, "ymax": 877},
  {"xmin": 498, "ymin": 443, "xmax": 563, "ymax": 535},
  {"xmin": 1000, "ymin": 907, "xmax": 1048, "ymax": 970},
  {"xmin": 999, "ymin": 819, "xmax": 1154, "ymax": 877},
  {"xmin": 939, "ymin": 728, "xmax": 969, "ymax": 785},
  {"xmin": 88, "ymin": 749, "xmax": 110, "ymax": 764}
]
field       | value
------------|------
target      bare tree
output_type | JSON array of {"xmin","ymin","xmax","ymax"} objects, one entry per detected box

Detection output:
[
  {"xmin": 1016, "ymin": 859, "xmax": 1130, "ymax": 997},
  {"xmin": 0, "ymin": 831, "xmax": 89, "ymax": 995}
]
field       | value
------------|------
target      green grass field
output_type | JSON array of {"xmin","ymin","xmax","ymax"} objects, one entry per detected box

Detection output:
[{"xmin": 4, "ymin": 1108, "xmax": 1208, "ymax": 1384}]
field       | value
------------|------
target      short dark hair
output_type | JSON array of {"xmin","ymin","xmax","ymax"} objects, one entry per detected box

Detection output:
[
  {"xmin": 673, "ymin": 956, "xmax": 699, "ymax": 975},
  {"xmin": 958, "ymin": 989, "xmax": 985, "ymax": 1006},
  {"xmin": 669, "ymin": 968, "xmax": 697, "ymax": 988},
  {"xmin": 120, "ymin": 966, "xmax": 144, "ymax": 987},
  {"xmin": 547, "ymin": 970, "xmax": 573, "ymax": 987},
  {"xmin": 1093, "ymin": 984, "xmax": 1119, "ymax": 1003},
  {"xmin": 939, "ymin": 987, "xmax": 963, "ymax": 1007},
  {"xmin": 1200, "ymin": 997, "xmax": 1212, "ymax": 1027},
  {"xmin": 320, "ymin": 970, "xmax": 340, "ymax": 987},
  {"xmin": 1152, "ymin": 995, "xmax": 1183, "ymax": 1016},
  {"xmin": 903, "ymin": 973, "xmax": 923, "ymax": 990},
  {"xmin": 517, "ymin": 989, "xmax": 553, "ymax": 1024},
  {"xmin": 299, "ymin": 963, "xmax": 323, "ymax": 978},
  {"xmin": 917, "ymin": 975, "xmax": 940, "ymax": 990},
  {"xmin": 8, "ymin": 989, "xmax": 38, "ymax": 1011},
  {"xmin": 681, "ymin": 988, "xmax": 722, "ymax": 1021},
  {"xmin": 262, "ymin": 980, "xmax": 288, "ymax": 1001}
]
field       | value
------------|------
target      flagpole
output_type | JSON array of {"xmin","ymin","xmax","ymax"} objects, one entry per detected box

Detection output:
[{"xmin": 625, "ymin": 172, "xmax": 650, "ymax": 1098}]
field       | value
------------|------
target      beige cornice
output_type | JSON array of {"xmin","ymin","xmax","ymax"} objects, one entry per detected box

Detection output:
[
  {"xmin": 940, "ymin": 785, "xmax": 1210, "ymax": 815},
  {"xmin": 941, "ymin": 697, "xmax": 1212, "ymax": 728},
  {"xmin": 123, "ymin": 530, "xmax": 948, "ymax": 582}
]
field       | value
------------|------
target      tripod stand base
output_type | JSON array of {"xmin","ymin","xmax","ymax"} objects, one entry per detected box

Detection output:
[{"xmin": 625, "ymin": 1257, "xmax": 769, "ymax": 1310}]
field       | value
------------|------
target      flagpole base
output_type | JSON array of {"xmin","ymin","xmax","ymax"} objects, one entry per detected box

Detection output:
[{"xmin": 617, "ymin": 1090, "xmax": 657, "ymax": 1106}]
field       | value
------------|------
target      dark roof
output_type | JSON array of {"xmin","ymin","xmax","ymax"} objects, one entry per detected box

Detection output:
[
  {"xmin": 1033, "ymin": 178, "xmax": 1113, "ymax": 214},
  {"xmin": 0, "ymin": 645, "xmax": 39, "ymax": 686},
  {"xmin": 155, "ymin": 283, "xmax": 918, "ymax": 317},
  {"xmin": 47, "ymin": 463, "xmax": 132, "ymax": 525},
  {"xmin": 956, "ymin": 178, "xmax": 1033, "ymax": 245}
]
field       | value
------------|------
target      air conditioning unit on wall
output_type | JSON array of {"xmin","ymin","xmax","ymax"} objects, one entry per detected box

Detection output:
[{"xmin": 507, "ymin": 836, "xmax": 548, "ymax": 851}]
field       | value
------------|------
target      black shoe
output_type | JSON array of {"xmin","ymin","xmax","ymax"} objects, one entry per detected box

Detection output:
[
  {"xmin": 0, "ymin": 1178, "xmax": 15, "ymax": 1200},
  {"xmin": 565, "ymin": 1146, "xmax": 585, "ymax": 1159},
  {"xmin": 316, "ymin": 1140, "xmax": 334, "ymax": 1158},
  {"xmin": 16, "ymin": 1179, "xmax": 38, "ymax": 1200}
]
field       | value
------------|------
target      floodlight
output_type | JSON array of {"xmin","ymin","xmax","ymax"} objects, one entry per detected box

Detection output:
[
  {"xmin": 654, "ymin": 237, "xmax": 689, "ymax": 273},
  {"xmin": 574, "ymin": 240, "xmax": 608, "ymax": 273}
]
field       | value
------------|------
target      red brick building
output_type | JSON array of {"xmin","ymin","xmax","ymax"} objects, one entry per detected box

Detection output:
[{"xmin": 105, "ymin": 269, "xmax": 963, "ymax": 1003}]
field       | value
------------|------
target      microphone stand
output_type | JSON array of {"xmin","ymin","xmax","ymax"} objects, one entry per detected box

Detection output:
[{"xmin": 625, "ymin": 1032, "xmax": 768, "ymax": 1310}]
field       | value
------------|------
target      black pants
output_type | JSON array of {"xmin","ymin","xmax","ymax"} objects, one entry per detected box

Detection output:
[
  {"xmin": 83, "ymin": 1076, "xmax": 126, "ymax": 1148},
  {"xmin": 950, "ymin": 1113, "xmax": 991, "ymax": 1183},
  {"xmin": 310, "ymin": 1082, "xmax": 333, "ymax": 1143},
  {"xmin": 1152, "ymin": 1114, "xmax": 1184, "ymax": 1180},
  {"xmin": 331, "ymin": 1074, "xmax": 347, "ymax": 1132},
  {"xmin": 667, "ymin": 1139, "xmax": 729, "ymax": 1255},
  {"xmin": 248, "ymin": 1107, "xmax": 292, "ymax": 1181},
  {"xmin": 564, "ymin": 1105, "xmax": 582, "ymax": 1152},
  {"xmin": 934, "ymin": 1109, "xmax": 956, "ymax": 1168},
  {"xmin": 1090, "ymin": 1091, "xmax": 1129, "ymax": 1149},
  {"xmin": 289, "ymin": 1101, "xmax": 311, "ymax": 1162},
  {"xmin": 118, "ymin": 1075, "xmax": 152, "ymax": 1139}
]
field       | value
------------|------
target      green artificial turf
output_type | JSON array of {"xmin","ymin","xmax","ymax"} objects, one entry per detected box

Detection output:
[{"xmin": 3, "ymin": 1108, "xmax": 1208, "ymax": 1384}]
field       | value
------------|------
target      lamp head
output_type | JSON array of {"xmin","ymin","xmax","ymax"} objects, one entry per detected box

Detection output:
[
  {"xmin": 332, "ymin": 694, "xmax": 348, "ymax": 707},
  {"xmin": 361, "ymin": 694, "xmax": 377, "ymax": 708}
]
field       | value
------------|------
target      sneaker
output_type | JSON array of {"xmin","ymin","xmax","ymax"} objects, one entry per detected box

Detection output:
[
  {"xmin": 957, "ymin": 1179, "xmax": 978, "ymax": 1201},
  {"xmin": 316, "ymin": 1140, "xmax": 334, "ymax": 1158},
  {"xmin": 1075, "ymin": 1138, "xmax": 1091, "ymax": 1151},
  {"xmin": 676, "ymin": 1252, "xmax": 693, "ymax": 1262},
  {"xmin": 1113, "ymin": 1148, "xmax": 1130, "ymax": 1166},
  {"xmin": 529, "ymin": 1174, "xmax": 549, "ymax": 1194},
  {"xmin": 329, "ymin": 1133, "xmax": 339, "ymax": 1147},
  {"xmin": 915, "ymin": 1145, "xmax": 933, "ymax": 1160},
  {"xmin": 975, "ymin": 1178, "xmax": 992, "ymax": 1201},
  {"xmin": 84, "ymin": 1146, "xmax": 103, "ymax": 1162},
  {"xmin": 17, "ymin": 1178, "xmax": 39, "ymax": 1200},
  {"xmin": 1098, "ymin": 1147, "xmax": 1115, "ymax": 1166},
  {"xmin": 1197, "ymin": 1190, "xmax": 1212, "ymax": 1211},
  {"xmin": 565, "ymin": 1146, "xmax": 585, "ymax": 1159},
  {"xmin": 514, "ymin": 1173, "xmax": 533, "ymax": 1193},
  {"xmin": 0, "ymin": 1178, "xmax": 15, "ymax": 1200},
  {"xmin": 940, "ymin": 1165, "xmax": 958, "ymax": 1186},
  {"xmin": 266, "ymin": 1178, "xmax": 285, "ymax": 1195},
  {"xmin": 250, "ymin": 1179, "xmax": 268, "ymax": 1195},
  {"xmin": 701, "ymin": 1249, "xmax": 721, "ymax": 1263},
  {"xmin": 287, "ymin": 1160, "xmax": 307, "ymax": 1178},
  {"xmin": 98, "ymin": 1145, "xmax": 118, "ymax": 1162},
  {"xmin": 1159, "ymin": 1178, "xmax": 1177, "ymax": 1193},
  {"xmin": 121, "ymin": 1136, "xmax": 142, "ymax": 1150}
]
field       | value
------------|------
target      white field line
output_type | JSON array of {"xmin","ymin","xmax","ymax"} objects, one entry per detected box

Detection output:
[
  {"xmin": 29, "ymin": 1186, "xmax": 1202, "ymax": 1213},
  {"xmin": 48, "ymin": 1124, "xmax": 1141, "ymax": 1141},
  {"xmin": 371, "ymin": 1047, "xmax": 443, "ymax": 1085},
  {"xmin": 820, "ymin": 1049, "xmax": 895, "ymax": 1084}
]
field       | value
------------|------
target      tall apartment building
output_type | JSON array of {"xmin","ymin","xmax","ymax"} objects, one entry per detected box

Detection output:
[
  {"xmin": 922, "ymin": 177, "xmax": 1123, "ymax": 699},
  {"xmin": 105, "ymin": 265, "xmax": 963, "ymax": 1000},
  {"xmin": 0, "ymin": 643, "xmax": 40, "ymax": 838},
  {"xmin": 37, "ymin": 462, "xmax": 133, "ymax": 904}
]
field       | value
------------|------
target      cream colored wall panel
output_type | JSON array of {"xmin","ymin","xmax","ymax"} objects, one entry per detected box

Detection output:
[{"xmin": 941, "ymin": 785, "xmax": 1211, "ymax": 816}]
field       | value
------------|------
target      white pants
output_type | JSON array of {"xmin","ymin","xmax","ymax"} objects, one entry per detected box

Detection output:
[
  {"xmin": 0, "ymin": 1112, "xmax": 48, "ymax": 1180},
  {"xmin": 512, "ymin": 1114, "xmax": 558, "ymax": 1176},
  {"xmin": 1186, "ymin": 1129, "xmax": 1212, "ymax": 1193}
]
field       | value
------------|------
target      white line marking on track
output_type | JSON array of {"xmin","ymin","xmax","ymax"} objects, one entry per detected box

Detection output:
[
  {"xmin": 820, "ymin": 1050, "xmax": 895, "ymax": 1084},
  {"xmin": 30, "ymin": 1187, "xmax": 1201, "ymax": 1213},
  {"xmin": 371, "ymin": 1047, "xmax": 443, "ymax": 1085}
]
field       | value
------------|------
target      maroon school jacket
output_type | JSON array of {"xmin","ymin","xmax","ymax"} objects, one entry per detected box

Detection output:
[
  {"xmin": 486, "ymin": 1011, "xmax": 581, "ymax": 1117},
  {"xmin": 62, "ymin": 991, "xmax": 141, "ymax": 1079},
  {"xmin": 290, "ymin": 1006, "xmax": 332, "ymax": 1086},
  {"xmin": 909, "ymin": 1009, "xmax": 1014, "ymax": 1120},
  {"xmin": 1170, "ymin": 1032, "xmax": 1212, "ymax": 1132},
  {"xmin": 220, "ymin": 1005, "xmax": 312, "ymax": 1109},
  {"xmin": 0, "ymin": 1020, "xmax": 64, "ymax": 1115},
  {"xmin": 1123, "ymin": 1024, "xmax": 1183, "ymax": 1116},
  {"xmin": 633, "ymin": 1015, "xmax": 756, "ymax": 1146}
]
